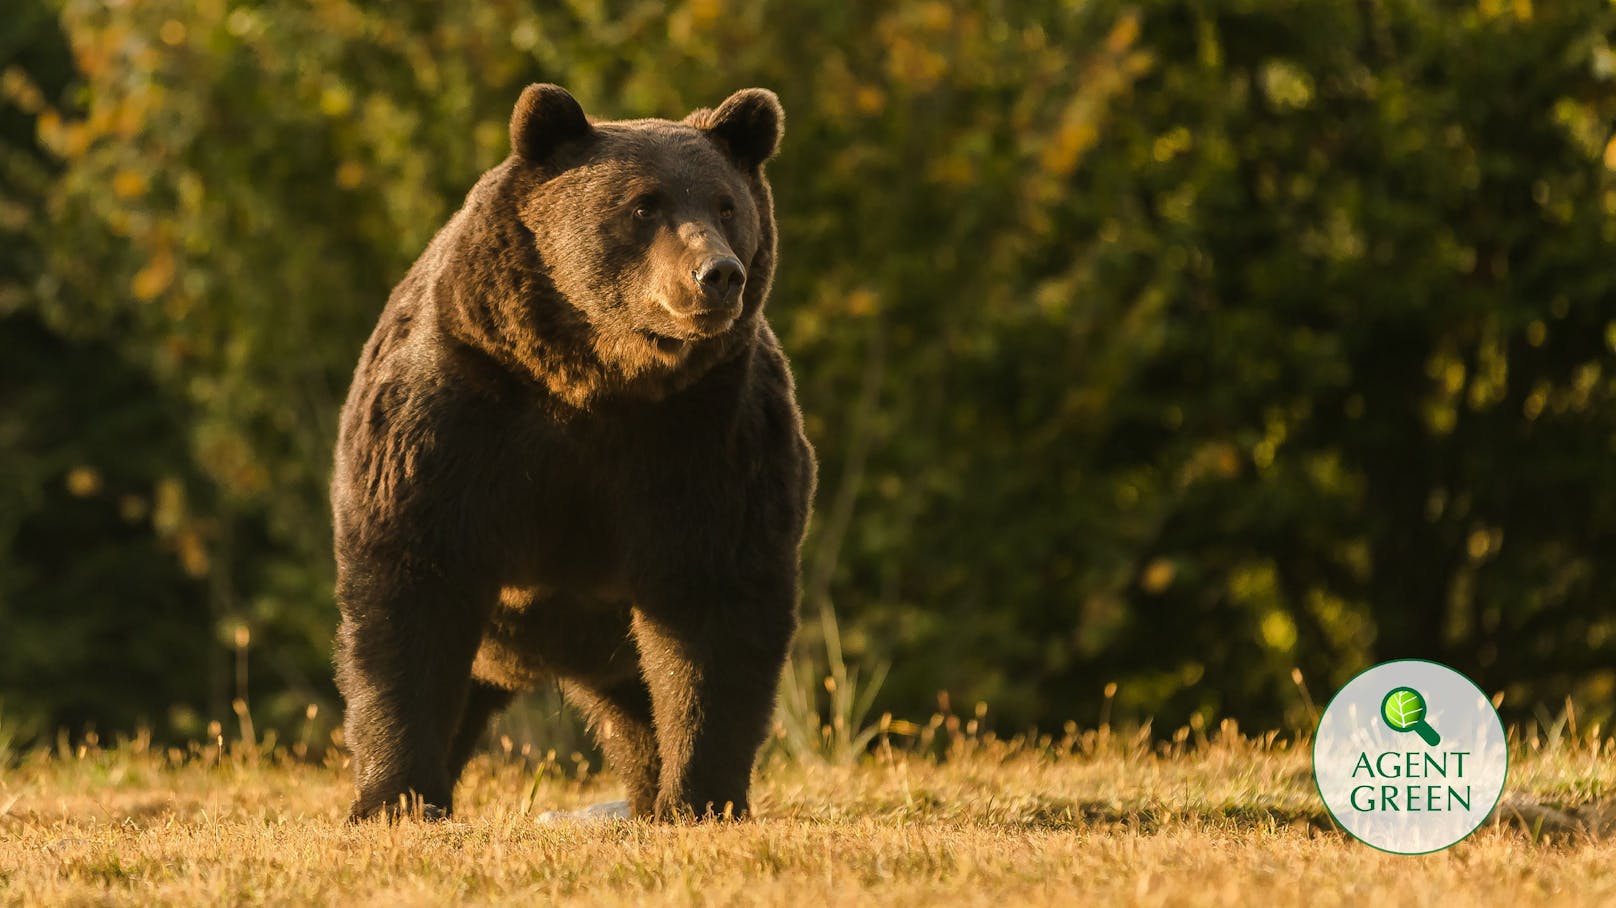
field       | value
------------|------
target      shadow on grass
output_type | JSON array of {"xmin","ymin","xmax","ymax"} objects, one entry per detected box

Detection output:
[
  {"xmin": 1011, "ymin": 799, "xmax": 1334, "ymax": 834},
  {"xmin": 1006, "ymin": 797, "xmax": 1616, "ymax": 843}
]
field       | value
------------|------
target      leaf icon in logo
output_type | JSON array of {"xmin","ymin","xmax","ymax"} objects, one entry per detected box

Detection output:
[
  {"xmin": 1381, "ymin": 686, "xmax": 1441, "ymax": 746},
  {"xmin": 1385, "ymin": 689, "xmax": 1423, "ymax": 726}
]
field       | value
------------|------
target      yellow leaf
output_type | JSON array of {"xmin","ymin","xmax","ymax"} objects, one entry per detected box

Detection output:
[
  {"xmin": 854, "ymin": 85, "xmax": 885, "ymax": 116},
  {"xmin": 846, "ymin": 288, "xmax": 878, "ymax": 317},
  {"xmin": 336, "ymin": 161, "xmax": 365, "ymax": 189},
  {"xmin": 918, "ymin": 1, "xmax": 952, "ymax": 32},
  {"xmin": 688, "ymin": 0, "xmax": 724, "ymax": 26},
  {"xmin": 320, "ymin": 85, "xmax": 353, "ymax": 118},
  {"xmin": 1260, "ymin": 611, "xmax": 1297, "ymax": 651},
  {"xmin": 176, "ymin": 529, "xmax": 210, "ymax": 578},
  {"xmin": 159, "ymin": 19, "xmax": 187, "ymax": 46},
  {"xmin": 66, "ymin": 466, "xmax": 102, "ymax": 497},
  {"xmin": 1105, "ymin": 12, "xmax": 1141, "ymax": 54},
  {"xmin": 132, "ymin": 253, "xmax": 175, "ymax": 301},
  {"xmin": 1042, "ymin": 119, "xmax": 1099, "ymax": 177},
  {"xmin": 1141, "ymin": 558, "xmax": 1176, "ymax": 594},
  {"xmin": 35, "ymin": 109, "xmax": 60, "ymax": 147},
  {"xmin": 112, "ymin": 169, "xmax": 147, "ymax": 199}
]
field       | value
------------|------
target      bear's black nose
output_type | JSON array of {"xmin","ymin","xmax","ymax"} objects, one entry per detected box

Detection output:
[{"xmin": 694, "ymin": 256, "xmax": 745, "ymax": 303}]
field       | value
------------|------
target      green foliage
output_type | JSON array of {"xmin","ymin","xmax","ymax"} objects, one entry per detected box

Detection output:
[{"xmin": 2, "ymin": 0, "xmax": 1614, "ymax": 741}]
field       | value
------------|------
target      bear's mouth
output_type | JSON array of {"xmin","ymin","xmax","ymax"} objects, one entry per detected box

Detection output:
[
  {"xmin": 638, "ymin": 329, "xmax": 690, "ymax": 356},
  {"xmin": 639, "ymin": 310, "xmax": 736, "ymax": 355}
]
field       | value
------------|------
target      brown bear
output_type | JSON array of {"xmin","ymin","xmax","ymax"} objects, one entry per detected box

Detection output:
[{"xmin": 329, "ymin": 84, "xmax": 815, "ymax": 822}]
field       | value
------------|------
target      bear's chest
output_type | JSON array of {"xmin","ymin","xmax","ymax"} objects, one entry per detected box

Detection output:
[{"xmin": 492, "ymin": 400, "xmax": 746, "ymax": 594}]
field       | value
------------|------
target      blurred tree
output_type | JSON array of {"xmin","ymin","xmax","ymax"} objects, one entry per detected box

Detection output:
[
  {"xmin": 1018, "ymin": 1, "xmax": 1616, "ymax": 727},
  {"xmin": 2, "ymin": 0, "xmax": 1612, "ymax": 741},
  {"xmin": 0, "ymin": 0, "xmax": 220, "ymax": 735}
]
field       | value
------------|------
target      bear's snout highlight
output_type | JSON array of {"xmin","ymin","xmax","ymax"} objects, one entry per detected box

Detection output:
[
  {"xmin": 694, "ymin": 255, "xmax": 745, "ymax": 305},
  {"xmin": 656, "ymin": 242, "xmax": 745, "ymax": 337}
]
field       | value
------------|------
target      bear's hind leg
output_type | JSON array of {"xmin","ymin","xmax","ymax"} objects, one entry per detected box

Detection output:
[
  {"xmin": 564, "ymin": 676, "xmax": 660, "ymax": 816},
  {"xmin": 445, "ymin": 679, "xmax": 516, "ymax": 787}
]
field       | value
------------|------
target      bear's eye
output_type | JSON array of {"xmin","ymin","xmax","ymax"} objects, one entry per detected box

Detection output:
[
  {"xmin": 718, "ymin": 202, "xmax": 736, "ymax": 220},
  {"xmin": 631, "ymin": 197, "xmax": 659, "ymax": 221}
]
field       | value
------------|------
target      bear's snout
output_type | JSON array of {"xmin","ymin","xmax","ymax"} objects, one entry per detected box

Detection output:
[
  {"xmin": 656, "ymin": 254, "xmax": 744, "ymax": 336},
  {"xmin": 693, "ymin": 255, "xmax": 746, "ymax": 306}
]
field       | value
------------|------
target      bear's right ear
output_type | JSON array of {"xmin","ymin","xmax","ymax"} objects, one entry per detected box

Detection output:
[{"xmin": 510, "ymin": 83, "xmax": 592, "ymax": 164}]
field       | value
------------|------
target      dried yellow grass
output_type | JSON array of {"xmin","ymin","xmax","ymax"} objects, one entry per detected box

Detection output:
[{"xmin": 1, "ymin": 727, "xmax": 1612, "ymax": 906}]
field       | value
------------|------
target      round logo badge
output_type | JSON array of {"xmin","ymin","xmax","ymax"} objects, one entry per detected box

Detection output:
[{"xmin": 1312, "ymin": 659, "xmax": 1508, "ymax": 854}]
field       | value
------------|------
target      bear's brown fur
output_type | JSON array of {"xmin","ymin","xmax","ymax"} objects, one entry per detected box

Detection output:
[{"xmin": 330, "ymin": 84, "xmax": 814, "ymax": 822}]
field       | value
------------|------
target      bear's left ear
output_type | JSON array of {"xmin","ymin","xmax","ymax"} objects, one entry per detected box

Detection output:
[{"xmin": 689, "ymin": 88, "xmax": 784, "ymax": 171}]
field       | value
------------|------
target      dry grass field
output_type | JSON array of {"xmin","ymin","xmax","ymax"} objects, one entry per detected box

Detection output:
[{"xmin": 1, "ymin": 723, "xmax": 1613, "ymax": 906}]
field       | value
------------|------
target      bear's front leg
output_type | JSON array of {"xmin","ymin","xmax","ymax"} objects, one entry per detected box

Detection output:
[
  {"xmin": 630, "ymin": 582, "xmax": 796, "ymax": 821},
  {"xmin": 335, "ymin": 559, "xmax": 494, "ymax": 822}
]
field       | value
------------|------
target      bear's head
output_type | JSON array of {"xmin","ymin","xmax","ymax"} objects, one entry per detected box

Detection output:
[{"xmin": 487, "ymin": 83, "xmax": 783, "ymax": 397}]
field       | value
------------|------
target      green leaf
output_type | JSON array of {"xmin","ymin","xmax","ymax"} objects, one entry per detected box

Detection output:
[{"xmin": 1384, "ymin": 690, "xmax": 1425, "ymax": 729}]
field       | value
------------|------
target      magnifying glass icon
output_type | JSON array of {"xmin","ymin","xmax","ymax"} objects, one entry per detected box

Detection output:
[{"xmin": 1381, "ymin": 686, "xmax": 1441, "ymax": 746}]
